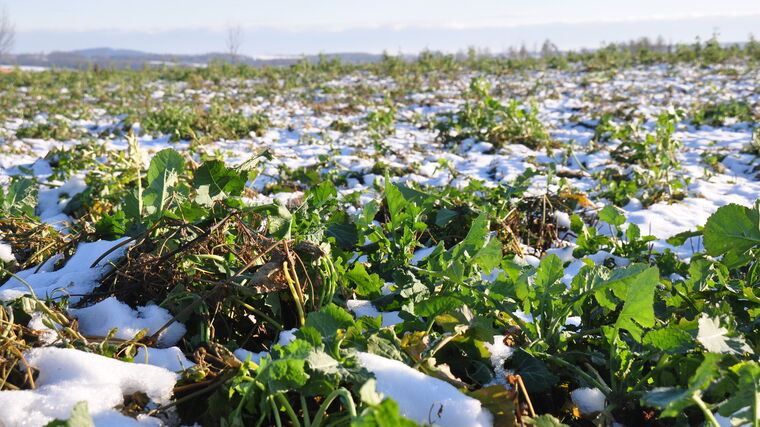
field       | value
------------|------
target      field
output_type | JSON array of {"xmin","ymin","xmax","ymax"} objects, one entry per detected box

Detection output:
[{"xmin": 0, "ymin": 41, "xmax": 760, "ymax": 426}]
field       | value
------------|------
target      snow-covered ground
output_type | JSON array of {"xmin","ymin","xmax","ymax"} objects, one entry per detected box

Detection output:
[{"xmin": 0, "ymin": 62, "xmax": 757, "ymax": 425}]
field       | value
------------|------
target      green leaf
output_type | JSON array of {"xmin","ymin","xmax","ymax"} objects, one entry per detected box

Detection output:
[
  {"xmin": 234, "ymin": 149, "xmax": 272, "ymax": 180},
  {"xmin": 306, "ymin": 304, "xmax": 355, "ymax": 340},
  {"xmin": 696, "ymin": 315, "xmax": 753, "ymax": 355},
  {"xmin": 396, "ymin": 183, "xmax": 431, "ymax": 207},
  {"xmin": 666, "ymin": 229, "xmax": 702, "ymax": 246},
  {"xmin": 510, "ymin": 349, "xmax": 558, "ymax": 393},
  {"xmin": 143, "ymin": 148, "xmax": 185, "ymax": 217},
  {"xmin": 272, "ymin": 339, "xmax": 313, "ymax": 360},
  {"xmin": 569, "ymin": 214, "xmax": 585, "ymax": 234},
  {"xmin": 718, "ymin": 362, "xmax": 760, "ymax": 426},
  {"xmin": 146, "ymin": 148, "xmax": 185, "ymax": 188},
  {"xmin": 643, "ymin": 353, "xmax": 721, "ymax": 417},
  {"xmin": 256, "ymin": 357, "xmax": 309, "ymax": 393},
  {"xmin": 351, "ymin": 399, "xmax": 420, "ymax": 427},
  {"xmin": 192, "ymin": 160, "xmax": 246, "ymax": 206},
  {"xmin": 599, "ymin": 205, "xmax": 625, "ymax": 227},
  {"xmin": 414, "ymin": 296, "xmax": 464, "ymax": 318},
  {"xmin": 626, "ymin": 222, "xmax": 641, "ymax": 242},
  {"xmin": 435, "ymin": 208, "xmax": 458, "ymax": 228},
  {"xmin": 642, "ymin": 327, "xmax": 694, "ymax": 354},
  {"xmin": 385, "ymin": 179, "xmax": 408, "ymax": 226},
  {"xmin": 251, "ymin": 201, "xmax": 292, "ymax": 239},
  {"xmin": 455, "ymin": 213, "xmax": 490, "ymax": 257},
  {"xmin": 294, "ymin": 326, "xmax": 323, "ymax": 347},
  {"xmin": 326, "ymin": 223, "xmax": 358, "ymax": 250},
  {"xmin": 472, "ymin": 234, "xmax": 503, "ymax": 273},
  {"xmin": 534, "ymin": 254, "xmax": 565, "ymax": 297},
  {"xmin": 521, "ymin": 414, "xmax": 569, "ymax": 427},
  {"xmin": 305, "ymin": 348, "xmax": 341, "ymax": 374},
  {"xmin": 613, "ymin": 266, "xmax": 659, "ymax": 341},
  {"xmin": 2, "ymin": 179, "xmax": 37, "ymax": 216},
  {"xmin": 44, "ymin": 401, "xmax": 95, "ymax": 427},
  {"xmin": 703, "ymin": 203, "xmax": 760, "ymax": 257},
  {"xmin": 345, "ymin": 264, "xmax": 385, "ymax": 297}
]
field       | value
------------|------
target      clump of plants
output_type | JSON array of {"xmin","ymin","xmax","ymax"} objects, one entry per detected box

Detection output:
[
  {"xmin": 139, "ymin": 103, "xmax": 269, "ymax": 143},
  {"xmin": 435, "ymin": 77, "xmax": 553, "ymax": 150},
  {"xmin": 597, "ymin": 112, "xmax": 690, "ymax": 207},
  {"xmin": 691, "ymin": 100, "xmax": 756, "ymax": 128},
  {"xmin": 15, "ymin": 118, "xmax": 86, "ymax": 141}
]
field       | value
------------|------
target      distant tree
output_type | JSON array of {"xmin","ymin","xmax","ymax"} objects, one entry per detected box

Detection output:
[
  {"xmin": 540, "ymin": 39, "xmax": 558, "ymax": 58},
  {"xmin": 655, "ymin": 35, "xmax": 667, "ymax": 53},
  {"xmin": 518, "ymin": 43, "xmax": 529, "ymax": 59},
  {"xmin": 226, "ymin": 24, "xmax": 243, "ymax": 61},
  {"xmin": 0, "ymin": 2, "xmax": 14, "ymax": 62}
]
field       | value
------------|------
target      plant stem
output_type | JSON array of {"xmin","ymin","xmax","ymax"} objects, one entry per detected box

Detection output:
[
  {"xmin": 234, "ymin": 297, "xmax": 284, "ymax": 331},
  {"xmin": 310, "ymin": 388, "xmax": 357, "ymax": 427},
  {"xmin": 301, "ymin": 395, "xmax": 312, "ymax": 427},
  {"xmin": 276, "ymin": 393, "xmax": 301, "ymax": 427},
  {"xmin": 269, "ymin": 395, "xmax": 283, "ymax": 427},
  {"xmin": 283, "ymin": 261, "xmax": 306, "ymax": 326},
  {"xmin": 691, "ymin": 393, "xmax": 719, "ymax": 427},
  {"xmin": 539, "ymin": 352, "xmax": 612, "ymax": 396}
]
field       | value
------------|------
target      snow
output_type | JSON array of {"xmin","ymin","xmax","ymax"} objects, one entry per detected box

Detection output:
[
  {"xmin": 357, "ymin": 352, "xmax": 493, "ymax": 427},
  {"xmin": 233, "ymin": 329, "xmax": 300, "ymax": 364},
  {"xmin": 0, "ymin": 347, "xmax": 176, "ymax": 426},
  {"xmin": 554, "ymin": 211, "xmax": 571, "ymax": 229},
  {"xmin": 92, "ymin": 411, "xmax": 162, "ymax": 426},
  {"xmin": 1, "ymin": 60, "xmax": 759, "ymax": 425},
  {"xmin": 346, "ymin": 299, "xmax": 403, "ymax": 327},
  {"xmin": 0, "ymin": 238, "xmax": 131, "ymax": 302},
  {"xmin": 276, "ymin": 328, "xmax": 298, "ymax": 346},
  {"xmin": 571, "ymin": 387, "xmax": 606, "ymax": 415},
  {"xmin": 36, "ymin": 175, "xmax": 87, "ymax": 230},
  {"xmin": 484, "ymin": 335, "xmax": 514, "ymax": 387},
  {"xmin": 70, "ymin": 297, "xmax": 186, "ymax": 348},
  {"xmin": 411, "ymin": 246, "xmax": 436, "ymax": 265},
  {"xmin": 234, "ymin": 348, "xmax": 268, "ymax": 365},
  {"xmin": 134, "ymin": 347, "xmax": 195, "ymax": 372},
  {"xmin": 0, "ymin": 241, "xmax": 14, "ymax": 263}
]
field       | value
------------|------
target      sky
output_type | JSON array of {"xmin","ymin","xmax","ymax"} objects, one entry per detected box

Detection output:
[{"xmin": 5, "ymin": 1, "xmax": 760, "ymax": 56}]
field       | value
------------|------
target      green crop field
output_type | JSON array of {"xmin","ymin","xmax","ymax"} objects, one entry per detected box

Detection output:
[{"xmin": 0, "ymin": 39, "xmax": 759, "ymax": 426}]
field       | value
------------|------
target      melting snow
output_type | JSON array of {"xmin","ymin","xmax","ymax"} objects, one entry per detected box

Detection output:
[
  {"xmin": 571, "ymin": 387, "xmax": 606, "ymax": 415},
  {"xmin": 0, "ymin": 347, "xmax": 175, "ymax": 426},
  {"xmin": 0, "ymin": 238, "xmax": 131, "ymax": 302},
  {"xmin": 357, "ymin": 352, "xmax": 493, "ymax": 427},
  {"xmin": 346, "ymin": 299, "xmax": 403, "ymax": 327},
  {"xmin": 69, "ymin": 297, "xmax": 186, "ymax": 348}
]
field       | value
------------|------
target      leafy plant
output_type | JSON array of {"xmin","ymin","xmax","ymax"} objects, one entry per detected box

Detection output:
[{"xmin": 435, "ymin": 77, "xmax": 553, "ymax": 149}]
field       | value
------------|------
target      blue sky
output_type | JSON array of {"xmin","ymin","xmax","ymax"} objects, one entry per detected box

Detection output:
[{"xmin": 6, "ymin": 1, "xmax": 760, "ymax": 55}]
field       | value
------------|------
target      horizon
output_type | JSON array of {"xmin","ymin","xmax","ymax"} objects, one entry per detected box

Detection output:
[{"xmin": 4, "ymin": 1, "xmax": 760, "ymax": 56}]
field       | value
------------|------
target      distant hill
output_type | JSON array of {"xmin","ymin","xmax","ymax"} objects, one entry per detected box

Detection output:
[
  {"xmin": 4, "ymin": 48, "xmax": 398, "ymax": 70},
  {"xmin": 70, "ymin": 47, "xmax": 150, "ymax": 58}
]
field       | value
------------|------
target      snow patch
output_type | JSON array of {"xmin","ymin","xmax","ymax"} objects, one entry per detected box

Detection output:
[
  {"xmin": 484, "ymin": 335, "xmax": 514, "ymax": 386},
  {"xmin": 0, "ymin": 241, "xmax": 15, "ymax": 263},
  {"xmin": 70, "ymin": 297, "xmax": 186, "ymax": 348},
  {"xmin": 0, "ymin": 238, "xmax": 130, "ymax": 302},
  {"xmin": 0, "ymin": 347, "xmax": 176, "ymax": 426},
  {"xmin": 571, "ymin": 387, "xmax": 606, "ymax": 415},
  {"xmin": 346, "ymin": 299, "xmax": 403, "ymax": 327},
  {"xmin": 135, "ymin": 346, "xmax": 195, "ymax": 372},
  {"xmin": 357, "ymin": 352, "xmax": 493, "ymax": 427}
]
